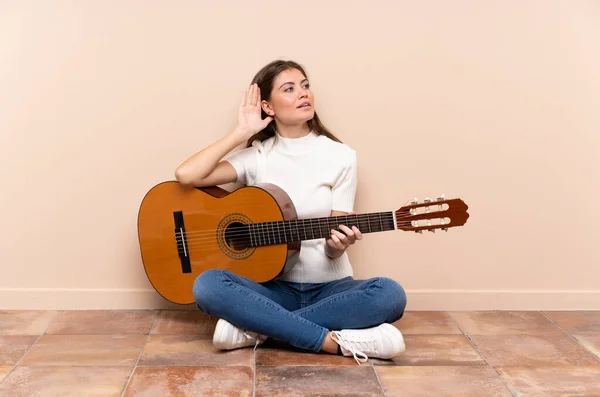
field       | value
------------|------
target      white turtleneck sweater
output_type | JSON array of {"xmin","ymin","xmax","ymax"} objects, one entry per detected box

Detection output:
[{"xmin": 224, "ymin": 130, "xmax": 357, "ymax": 283}]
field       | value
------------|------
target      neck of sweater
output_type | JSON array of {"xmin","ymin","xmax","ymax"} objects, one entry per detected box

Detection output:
[{"xmin": 274, "ymin": 130, "xmax": 318, "ymax": 155}]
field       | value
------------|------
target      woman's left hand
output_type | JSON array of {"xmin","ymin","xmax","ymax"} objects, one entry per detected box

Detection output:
[{"xmin": 326, "ymin": 211, "xmax": 363, "ymax": 251}]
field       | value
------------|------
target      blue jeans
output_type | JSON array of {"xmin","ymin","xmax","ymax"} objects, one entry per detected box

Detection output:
[{"xmin": 192, "ymin": 269, "xmax": 407, "ymax": 352}]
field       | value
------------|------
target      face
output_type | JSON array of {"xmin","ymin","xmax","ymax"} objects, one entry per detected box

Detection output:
[{"xmin": 262, "ymin": 68, "xmax": 315, "ymax": 125}]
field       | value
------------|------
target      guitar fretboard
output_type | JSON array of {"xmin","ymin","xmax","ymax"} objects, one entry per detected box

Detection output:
[{"xmin": 248, "ymin": 212, "xmax": 396, "ymax": 247}]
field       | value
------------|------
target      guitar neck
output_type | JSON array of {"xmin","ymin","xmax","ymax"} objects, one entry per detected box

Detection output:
[{"xmin": 248, "ymin": 211, "xmax": 396, "ymax": 247}]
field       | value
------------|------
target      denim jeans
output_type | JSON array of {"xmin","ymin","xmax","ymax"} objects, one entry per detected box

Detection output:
[{"xmin": 192, "ymin": 269, "xmax": 407, "ymax": 352}]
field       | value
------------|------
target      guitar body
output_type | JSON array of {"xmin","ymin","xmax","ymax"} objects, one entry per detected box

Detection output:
[{"xmin": 137, "ymin": 181, "xmax": 300, "ymax": 304}]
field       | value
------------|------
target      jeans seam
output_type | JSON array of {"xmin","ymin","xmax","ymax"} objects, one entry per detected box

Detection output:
[
  {"xmin": 219, "ymin": 271, "xmax": 326, "ymax": 352},
  {"xmin": 294, "ymin": 286, "xmax": 380, "ymax": 318},
  {"xmin": 261, "ymin": 285, "xmax": 298, "ymax": 301},
  {"xmin": 315, "ymin": 328, "xmax": 329, "ymax": 353},
  {"xmin": 296, "ymin": 278, "xmax": 382, "ymax": 317}
]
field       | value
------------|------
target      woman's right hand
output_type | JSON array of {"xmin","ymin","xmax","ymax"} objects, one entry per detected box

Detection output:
[{"xmin": 234, "ymin": 83, "xmax": 273, "ymax": 141}]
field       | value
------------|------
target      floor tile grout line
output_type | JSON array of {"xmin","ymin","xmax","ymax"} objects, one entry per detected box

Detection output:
[
  {"xmin": 370, "ymin": 361, "xmax": 387, "ymax": 397},
  {"xmin": 0, "ymin": 333, "xmax": 44, "ymax": 385},
  {"xmin": 0, "ymin": 309, "xmax": 64, "ymax": 385},
  {"xmin": 539, "ymin": 311, "xmax": 578, "ymax": 341},
  {"xmin": 43, "ymin": 309, "xmax": 64, "ymax": 334},
  {"xmin": 253, "ymin": 347, "xmax": 257, "ymax": 397},
  {"xmin": 444, "ymin": 311, "xmax": 518, "ymax": 397},
  {"xmin": 119, "ymin": 310, "xmax": 160, "ymax": 397},
  {"xmin": 539, "ymin": 311, "xmax": 600, "ymax": 362}
]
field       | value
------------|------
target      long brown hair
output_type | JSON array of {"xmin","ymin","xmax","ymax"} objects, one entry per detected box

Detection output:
[{"xmin": 246, "ymin": 60, "xmax": 342, "ymax": 148}]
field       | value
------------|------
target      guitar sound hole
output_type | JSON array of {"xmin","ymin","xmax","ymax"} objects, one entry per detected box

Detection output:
[{"xmin": 224, "ymin": 222, "xmax": 251, "ymax": 250}]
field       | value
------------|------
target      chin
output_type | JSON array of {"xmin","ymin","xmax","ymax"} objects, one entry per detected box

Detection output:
[
  {"xmin": 281, "ymin": 111, "xmax": 315, "ymax": 125},
  {"xmin": 300, "ymin": 111, "xmax": 315, "ymax": 122}
]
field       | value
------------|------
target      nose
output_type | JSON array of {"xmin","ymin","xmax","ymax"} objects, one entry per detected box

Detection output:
[{"xmin": 298, "ymin": 86, "xmax": 309, "ymax": 99}]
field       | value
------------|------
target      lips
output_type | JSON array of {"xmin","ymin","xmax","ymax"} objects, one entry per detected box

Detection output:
[{"xmin": 296, "ymin": 101, "xmax": 311, "ymax": 109}]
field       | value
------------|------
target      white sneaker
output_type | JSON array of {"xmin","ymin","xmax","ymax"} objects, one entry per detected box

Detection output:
[
  {"xmin": 330, "ymin": 323, "xmax": 405, "ymax": 365},
  {"xmin": 212, "ymin": 318, "xmax": 267, "ymax": 350}
]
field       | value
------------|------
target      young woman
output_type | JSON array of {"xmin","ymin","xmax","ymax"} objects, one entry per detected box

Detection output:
[{"xmin": 175, "ymin": 60, "xmax": 407, "ymax": 364}]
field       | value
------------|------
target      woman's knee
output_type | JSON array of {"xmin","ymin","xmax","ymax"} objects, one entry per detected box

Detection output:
[
  {"xmin": 192, "ymin": 269, "xmax": 225, "ymax": 313},
  {"xmin": 376, "ymin": 277, "xmax": 407, "ymax": 321}
]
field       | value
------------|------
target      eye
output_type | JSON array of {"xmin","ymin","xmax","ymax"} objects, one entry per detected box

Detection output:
[{"xmin": 283, "ymin": 83, "xmax": 310, "ymax": 92}]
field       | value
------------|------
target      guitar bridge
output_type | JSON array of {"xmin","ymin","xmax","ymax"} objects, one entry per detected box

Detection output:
[{"xmin": 173, "ymin": 211, "xmax": 191, "ymax": 273}]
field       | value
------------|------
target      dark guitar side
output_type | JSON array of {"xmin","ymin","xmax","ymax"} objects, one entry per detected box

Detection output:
[{"xmin": 137, "ymin": 182, "xmax": 301, "ymax": 305}]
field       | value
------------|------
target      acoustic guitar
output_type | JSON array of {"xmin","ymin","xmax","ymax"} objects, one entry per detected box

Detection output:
[{"xmin": 137, "ymin": 181, "xmax": 469, "ymax": 304}]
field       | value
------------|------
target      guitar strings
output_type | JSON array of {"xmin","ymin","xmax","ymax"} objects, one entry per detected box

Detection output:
[
  {"xmin": 172, "ymin": 199, "xmax": 453, "ymax": 239},
  {"xmin": 143, "ymin": 224, "xmax": 400, "ymax": 252},
  {"xmin": 149, "ymin": 213, "xmax": 450, "ymax": 248},
  {"xmin": 168, "ymin": 212, "xmax": 429, "ymax": 244},
  {"xmin": 174, "ymin": 230, "xmax": 384, "ymax": 253},
  {"xmin": 172, "ymin": 219, "xmax": 443, "ymax": 254},
  {"xmin": 169, "ymin": 211, "xmax": 442, "ymax": 240},
  {"xmin": 176, "ymin": 216, "xmax": 446, "ymax": 245},
  {"xmin": 144, "ymin": 216, "xmax": 447, "ymax": 254},
  {"xmin": 180, "ymin": 221, "xmax": 442, "ymax": 248}
]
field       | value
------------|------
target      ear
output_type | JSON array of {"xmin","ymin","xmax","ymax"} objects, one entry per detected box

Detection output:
[{"xmin": 261, "ymin": 100, "xmax": 275, "ymax": 116}]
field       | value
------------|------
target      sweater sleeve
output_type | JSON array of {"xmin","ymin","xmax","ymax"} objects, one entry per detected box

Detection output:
[
  {"xmin": 223, "ymin": 146, "xmax": 258, "ymax": 185},
  {"xmin": 331, "ymin": 149, "xmax": 357, "ymax": 212}
]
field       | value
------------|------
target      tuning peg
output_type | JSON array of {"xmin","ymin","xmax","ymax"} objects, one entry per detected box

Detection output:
[
  {"xmin": 424, "ymin": 198, "xmax": 432, "ymax": 213},
  {"xmin": 442, "ymin": 227, "xmax": 449, "ymax": 232},
  {"xmin": 429, "ymin": 229, "xmax": 436, "ymax": 233},
  {"xmin": 438, "ymin": 194, "xmax": 446, "ymax": 211},
  {"xmin": 412, "ymin": 198, "xmax": 419, "ymax": 205},
  {"xmin": 414, "ymin": 230, "xmax": 423, "ymax": 234}
]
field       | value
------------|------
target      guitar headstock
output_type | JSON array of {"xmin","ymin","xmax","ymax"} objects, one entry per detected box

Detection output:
[{"xmin": 395, "ymin": 195, "xmax": 469, "ymax": 233}]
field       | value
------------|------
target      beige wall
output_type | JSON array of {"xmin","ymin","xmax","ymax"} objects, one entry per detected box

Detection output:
[{"xmin": 1, "ymin": 1, "xmax": 599, "ymax": 310}]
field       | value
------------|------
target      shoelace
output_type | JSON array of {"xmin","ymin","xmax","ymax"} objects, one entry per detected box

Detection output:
[
  {"xmin": 243, "ymin": 332, "xmax": 264, "ymax": 351},
  {"xmin": 330, "ymin": 331, "xmax": 371, "ymax": 365}
]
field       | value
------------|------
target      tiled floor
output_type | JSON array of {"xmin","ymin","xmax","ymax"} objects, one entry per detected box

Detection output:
[{"xmin": 0, "ymin": 310, "xmax": 599, "ymax": 396}]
